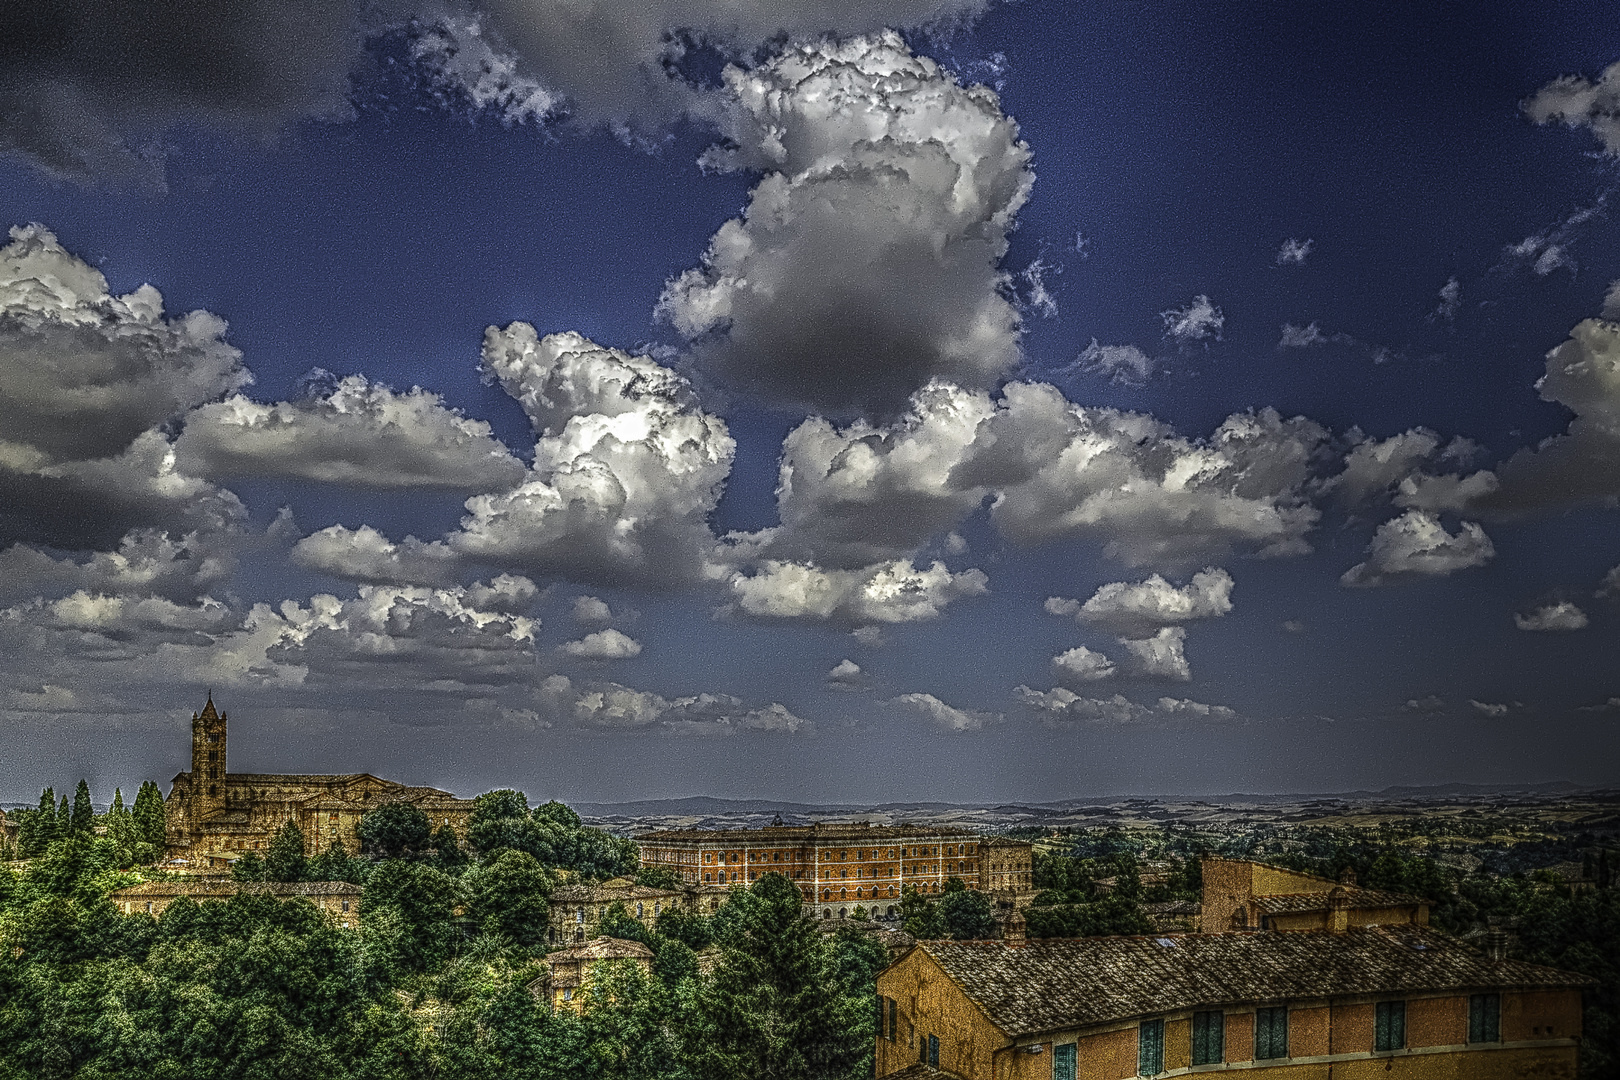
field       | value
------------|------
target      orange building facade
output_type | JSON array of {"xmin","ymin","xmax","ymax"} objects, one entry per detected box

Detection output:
[{"xmin": 636, "ymin": 822, "xmax": 1032, "ymax": 919}]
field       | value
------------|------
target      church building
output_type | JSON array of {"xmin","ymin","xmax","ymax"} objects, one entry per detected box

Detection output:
[{"xmin": 163, "ymin": 696, "xmax": 476, "ymax": 867}]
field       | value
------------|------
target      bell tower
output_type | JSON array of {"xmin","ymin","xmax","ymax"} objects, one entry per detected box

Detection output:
[{"xmin": 191, "ymin": 693, "xmax": 227, "ymax": 819}]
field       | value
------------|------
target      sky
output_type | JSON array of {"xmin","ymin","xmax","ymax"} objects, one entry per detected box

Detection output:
[{"xmin": 2, "ymin": 0, "xmax": 1619, "ymax": 805}]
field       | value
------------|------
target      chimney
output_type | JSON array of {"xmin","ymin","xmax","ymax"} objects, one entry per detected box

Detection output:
[
  {"xmin": 1004, "ymin": 908, "xmax": 1026, "ymax": 947},
  {"xmin": 1337, "ymin": 867, "xmax": 1356, "ymax": 887},
  {"xmin": 1327, "ymin": 886, "xmax": 1350, "ymax": 934},
  {"xmin": 1484, "ymin": 928, "xmax": 1511, "ymax": 962}
]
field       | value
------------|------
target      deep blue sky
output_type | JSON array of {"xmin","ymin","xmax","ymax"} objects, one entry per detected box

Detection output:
[{"xmin": 2, "ymin": 0, "xmax": 1617, "ymax": 804}]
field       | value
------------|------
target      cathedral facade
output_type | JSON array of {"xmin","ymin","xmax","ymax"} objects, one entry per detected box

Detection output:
[{"xmin": 164, "ymin": 697, "xmax": 476, "ymax": 868}]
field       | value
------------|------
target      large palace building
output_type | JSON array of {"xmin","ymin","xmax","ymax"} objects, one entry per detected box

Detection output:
[
  {"xmin": 163, "ymin": 696, "xmax": 476, "ymax": 869},
  {"xmin": 635, "ymin": 822, "xmax": 1035, "ymax": 920}
]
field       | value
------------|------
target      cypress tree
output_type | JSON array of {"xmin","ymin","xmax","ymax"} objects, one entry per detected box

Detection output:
[
  {"xmin": 132, "ymin": 781, "xmax": 167, "ymax": 849},
  {"xmin": 264, "ymin": 819, "xmax": 308, "ymax": 882},
  {"xmin": 33, "ymin": 789, "xmax": 58, "ymax": 851},
  {"xmin": 111, "ymin": 789, "xmax": 125, "ymax": 817},
  {"xmin": 56, "ymin": 793, "xmax": 70, "ymax": 832},
  {"xmin": 71, "ymin": 780, "xmax": 93, "ymax": 835}
]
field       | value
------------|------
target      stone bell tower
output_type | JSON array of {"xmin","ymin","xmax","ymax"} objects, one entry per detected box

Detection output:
[{"xmin": 191, "ymin": 693, "xmax": 227, "ymax": 820}]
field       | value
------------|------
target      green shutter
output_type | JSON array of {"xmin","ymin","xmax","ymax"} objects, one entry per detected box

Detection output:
[
  {"xmin": 1470, "ymin": 994, "xmax": 1500, "ymax": 1044},
  {"xmin": 1054, "ymin": 1042, "xmax": 1077, "ymax": 1080},
  {"xmin": 1255, "ymin": 1008, "xmax": 1288, "ymax": 1060},
  {"xmin": 1138, "ymin": 1019, "xmax": 1164, "ymax": 1076},
  {"xmin": 1375, "ymin": 1001, "xmax": 1406, "ymax": 1051},
  {"xmin": 1192, "ymin": 1011, "xmax": 1224, "ymax": 1065}
]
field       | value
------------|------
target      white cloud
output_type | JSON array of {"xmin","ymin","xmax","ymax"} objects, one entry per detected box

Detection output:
[
  {"xmin": 1064, "ymin": 567, "xmax": 1233, "ymax": 637},
  {"xmin": 1340, "ymin": 510, "xmax": 1494, "ymax": 587},
  {"xmin": 1523, "ymin": 60, "xmax": 1620, "ymax": 155},
  {"xmin": 852, "ymin": 625, "xmax": 888, "ymax": 648},
  {"xmin": 726, "ymin": 558, "xmax": 988, "ymax": 624},
  {"xmin": 572, "ymin": 596, "xmax": 613, "ymax": 624},
  {"xmin": 1515, "ymin": 602, "xmax": 1588, "ymax": 632},
  {"xmin": 1578, "ymin": 697, "xmax": 1620, "ymax": 712},
  {"xmin": 1605, "ymin": 281, "xmax": 1620, "ymax": 320},
  {"xmin": 1075, "ymin": 340, "xmax": 1158, "ymax": 385},
  {"xmin": 1156, "ymin": 696, "xmax": 1237, "ymax": 720},
  {"xmin": 658, "ymin": 33, "xmax": 1033, "ymax": 415},
  {"xmin": 290, "ymin": 525, "xmax": 459, "ymax": 586},
  {"xmin": 452, "ymin": 327, "xmax": 735, "ymax": 585},
  {"xmin": 574, "ymin": 683, "xmax": 811, "ymax": 735},
  {"xmin": 409, "ymin": 14, "xmax": 562, "ymax": 126},
  {"xmin": 1405, "ymin": 695, "xmax": 1446, "ymax": 712},
  {"xmin": 827, "ymin": 659, "xmax": 864, "ymax": 688},
  {"xmin": 1278, "ymin": 322, "xmax": 1327, "ymax": 349},
  {"xmin": 1043, "ymin": 597, "xmax": 1082, "ymax": 618},
  {"xmin": 1599, "ymin": 564, "xmax": 1620, "ymax": 599},
  {"xmin": 1052, "ymin": 645, "xmax": 1116, "ymax": 684},
  {"xmin": 1334, "ymin": 428, "xmax": 1496, "ymax": 513},
  {"xmin": 1160, "ymin": 294, "xmax": 1224, "ymax": 344},
  {"xmin": 175, "ymin": 373, "xmax": 524, "ymax": 491},
  {"xmin": 1119, "ymin": 626, "xmax": 1191, "ymax": 681},
  {"xmin": 559, "ymin": 628, "xmax": 643, "ymax": 660},
  {"xmin": 1469, "ymin": 699, "xmax": 1512, "ymax": 718},
  {"xmin": 1497, "ymin": 199, "xmax": 1605, "ymax": 279},
  {"xmin": 1276, "ymin": 238, "xmax": 1313, "ymax": 266},
  {"xmin": 0, "ymin": 225, "xmax": 248, "ymax": 468},
  {"xmin": 891, "ymin": 692, "xmax": 993, "ymax": 731},
  {"xmin": 0, "ymin": 527, "xmax": 236, "ymax": 605},
  {"xmin": 1482, "ymin": 319, "xmax": 1620, "ymax": 516},
  {"xmin": 1431, "ymin": 277, "xmax": 1462, "ymax": 322}
]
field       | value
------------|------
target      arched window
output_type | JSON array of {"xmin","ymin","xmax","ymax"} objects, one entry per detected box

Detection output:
[{"xmin": 823, "ymin": 889, "xmax": 832, "ymax": 900}]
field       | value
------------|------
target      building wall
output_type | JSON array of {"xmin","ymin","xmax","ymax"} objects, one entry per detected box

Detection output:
[
  {"xmin": 547, "ymin": 888, "xmax": 691, "ymax": 944},
  {"xmin": 1267, "ymin": 902, "xmax": 1427, "ymax": 933},
  {"xmin": 875, "ymin": 946, "xmax": 1012, "ymax": 1080}
]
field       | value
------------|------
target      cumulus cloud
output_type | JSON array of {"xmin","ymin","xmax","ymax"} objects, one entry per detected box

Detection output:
[
  {"xmin": 1278, "ymin": 322, "xmax": 1326, "ymax": 349},
  {"xmin": 726, "ymin": 558, "xmax": 987, "ymax": 624},
  {"xmin": 891, "ymin": 691, "xmax": 993, "ymax": 731},
  {"xmin": 559, "ymin": 627, "xmax": 642, "ymax": 660},
  {"xmin": 658, "ymin": 33, "xmax": 1033, "ymax": 415},
  {"xmin": 1599, "ymin": 564, "xmax": 1620, "ymax": 599},
  {"xmin": 291, "ymin": 525, "xmax": 459, "ymax": 586},
  {"xmin": 572, "ymin": 595, "xmax": 613, "ymax": 624},
  {"xmin": 1014, "ymin": 686, "xmax": 1234, "ymax": 723},
  {"xmin": 1469, "ymin": 699, "xmax": 1513, "ymax": 718},
  {"xmin": 1052, "ymin": 645, "xmax": 1116, "ymax": 684},
  {"xmin": 827, "ymin": 658, "xmax": 864, "ymax": 688},
  {"xmin": 1578, "ymin": 697, "xmax": 1620, "ymax": 712},
  {"xmin": 1075, "ymin": 340, "xmax": 1158, "ymax": 386},
  {"xmin": 1160, "ymin": 294, "xmax": 1223, "ymax": 344},
  {"xmin": 1055, "ymin": 567, "xmax": 1234, "ymax": 637},
  {"xmin": 1481, "ymin": 318, "xmax": 1620, "ymax": 516},
  {"xmin": 1515, "ymin": 601, "xmax": 1588, "ymax": 632},
  {"xmin": 451, "ymin": 327, "xmax": 734, "ymax": 585},
  {"xmin": 1523, "ymin": 60, "xmax": 1620, "ymax": 155},
  {"xmin": 1340, "ymin": 510, "xmax": 1495, "ymax": 587},
  {"xmin": 1334, "ymin": 428, "xmax": 1496, "ymax": 514},
  {"xmin": 1276, "ymin": 238, "xmax": 1313, "ymax": 266},
  {"xmin": 0, "ymin": 224, "xmax": 247, "ymax": 469},
  {"xmin": 1605, "ymin": 281, "xmax": 1620, "ymax": 320},
  {"xmin": 1431, "ymin": 277, "xmax": 1462, "ymax": 322},
  {"xmin": 852, "ymin": 625, "xmax": 888, "ymax": 648},
  {"xmin": 0, "ymin": 526, "xmax": 236, "ymax": 606},
  {"xmin": 1118, "ymin": 626, "xmax": 1191, "ymax": 681},
  {"xmin": 175, "ymin": 373, "xmax": 524, "ymax": 491},
  {"xmin": 574, "ymin": 683, "xmax": 810, "ymax": 734}
]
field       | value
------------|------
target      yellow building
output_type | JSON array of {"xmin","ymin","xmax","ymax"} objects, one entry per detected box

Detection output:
[
  {"xmin": 162, "ymin": 696, "xmax": 475, "ymax": 867},
  {"xmin": 110, "ymin": 879, "xmax": 363, "ymax": 927},
  {"xmin": 533, "ymin": 936, "xmax": 655, "ymax": 1012},
  {"xmin": 876, "ymin": 922, "xmax": 1593, "ymax": 1080},
  {"xmin": 1199, "ymin": 858, "xmax": 1429, "ymax": 933},
  {"xmin": 548, "ymin": 878, "xmax": 696, "ymax": 944}
]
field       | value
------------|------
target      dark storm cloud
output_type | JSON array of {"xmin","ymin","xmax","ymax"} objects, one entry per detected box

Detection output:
[{"xmin": 0, "ymin": 0, "xmax": 362, "ymax": 185}]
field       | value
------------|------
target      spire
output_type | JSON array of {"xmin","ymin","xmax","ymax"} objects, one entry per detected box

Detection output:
[{"xmin": 199, "ymin": 692, "xmax": 218, "ymax": 721}]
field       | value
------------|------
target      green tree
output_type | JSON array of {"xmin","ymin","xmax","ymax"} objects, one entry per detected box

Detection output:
[
  {"xmin": 264, "ymin": 819, "xmax": 308, "ymax": 882},
  {"xmin": 939, "ymin": 885, "xmax": 998, "ymax": 940},
  {"xmin": 56, "ymin": 793, "xmax": 70, "ymax": 834},
  {"xmin": 363, "ymin": 858, "xmax": 462, "ymax": 972},
  {"xmin": 468, "ymin": 789, "xmax": 551, "ymax": 861},
  {"xmin": 358, "ymin": 802, "xmax": 433, "ymax": 859},
  {"xmin": 131, "ymin": 780, "xmax": 166, "ymax": 851},
  {"xmin": 308, "ymin": 840, "xmax": 365, "ymax": 884},
  {"xmin": 533, "ymin": 799, "xmax": 583, "ymax": 831},
  {"xmin": 656, "ymin": 907, "xmax": 714, "ymax": 951},
  {"xmin": 597, "ymin": 900, "xmax": 654, "ymax": 947},
  {"xmin": 232, "ymin": 851, "xmax": 266, "ymax": 881},
  {"xmin": 899, "ymin": 885, "xmax": 946, "ymax": 939},
  {"xmin": 69, "ymin": 780, "xmax": 93, "ymax": 836},
  {"xmin": 635, "ymin": 864, "xmax": 681, "ymax": 890},
  {"xmin": 686, "ymin": 872, "xmax": 867, "ymax": 1080},
  {"xmin": 433, "ymin": 822, "xmax": 470, "ymax": 873},
  {"xmin": 464, "ymin": 849, "xmax": 554, "ymax": 952}
]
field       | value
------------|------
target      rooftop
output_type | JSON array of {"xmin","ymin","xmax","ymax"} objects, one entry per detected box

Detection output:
[
  {"xmin": 112, "ymin": 879, "xmax": 362, "ymax": 897},
  {"xmin": 915, "ymin": 925, "xmax": 1595, "ymax": 1037},
  {"xmin": 1253, "ymin": 886, "xmax": 1426, "ymax": 914},
  {"xmin": 552, "ymin": 882, "xmax": 688, "ymax": 902},
  {"xmin": 545, "ymin": 936, "xmax": 657, "ymax": 964},
  {"xmin": 637, "ymin": 823, "xmax": 993, "ymax": 843}
]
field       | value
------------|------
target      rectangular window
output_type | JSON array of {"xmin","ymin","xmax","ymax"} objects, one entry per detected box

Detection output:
[
  {"xmin": 1375, "ymin": 1001, "xmax": 1406, "ymax": 1052},
  {"xmin": 887, "ymin": 998, "xmax": 897, "ymax": 1041},
  {"xmin": 928, "ymin": 1034, "xmax": 939, "ymax": 1068},
  {"xmin": 1138, "ymin": 1019, "xmax": 1164, "ymax": 1076},
  {"xmin": 1469, "ymin": 994, "xmax": 1501, "ymax": 1044},
  {"xmin": 1053, "ymin": 1041, "xmax": 1077, "ymax": 1080},
  {"xmin": 1192, "ymin": 1010, "xmax": 1225, "ymax": 1065},
  {"xmin": 1255, "ymin": 1007, "xmax": 1288, "ymax": 1060}
]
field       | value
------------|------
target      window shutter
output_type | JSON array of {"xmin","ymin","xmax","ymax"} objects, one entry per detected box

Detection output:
[
  {"xmin": 1053, "ymin": 1042, "xmax": 1077, "ymax": 1080},
  {"xmin": 1192, "ymin": 1011, "xmax": 1224, "ymax": 1065},
  {"xmin": 1138, "ymin": 1019, "xmax": 1164, "ymax": 1076}
]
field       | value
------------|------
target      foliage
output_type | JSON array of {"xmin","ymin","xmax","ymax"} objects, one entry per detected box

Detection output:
[
  {"xmin": 685, "ymin": 872, "xmax": 869, "ymax": 1080},
  {"xmin": 264, "ymin": 819, "xmax": 309, "ymax": 882},
  {"xmin": 464, "ymin": 850, "xmax": 554, "ymax": 953},
  {"xmin": 636, "ymin": 864, "xmax": 681, "ymax": 890},
  {"xmin": 596, "ymin": 900, "xmax": 655, "ymax": 948},
  {"xmin": 1024, "ymin": 893, "xmax": 1154, "ymax": 939},
  {"xmin": 131, "ymin": 780, "xmax": 167, "ymax": 851},
  {"xmin": 363, "ymin": 858, "xmax": 462, "ymax": 972},
  {"xmin": 898, "ymin": 884, "xmax": 945, "ymax": 939},
  {"xmin": 309, "ymin": 839, "xmax": 367, "ymax": 884},
  {"xmin": 656, "ymin": 907, "xmax": 714, "ymax": 951},
  {"xmin": 359, "ymin": 802, "xmax": 434, "ymax": 859},
  {"xmin": 434, "ymin": 822, "xmax": 471, "ymax": 873},
  {"xmin": 938, "ymin": 884, "xmax": 998, "ymax": 940},
  {"xmin": 69, "ymin": 780, "xmax": 94, "ymax": 836}
]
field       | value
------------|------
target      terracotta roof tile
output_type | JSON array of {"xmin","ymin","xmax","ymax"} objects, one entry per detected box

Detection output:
[
  {"xmin": 1253, "ymin": 886, "xmax": 1425, "ymax": 914},
  {"xmin": 919, "ymin": 926, "xmax": 1595, "ymax": 1036}
]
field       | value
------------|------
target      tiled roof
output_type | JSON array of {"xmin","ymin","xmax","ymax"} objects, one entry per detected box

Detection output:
[
  {"xmin": 112, "ymin": 879, "xmax": 361, "ymax": 898},
  {"xmin": 918, "ymin": 926, "xmax": 1595, "ymax": 1037},
  {"xmin": 1253, "ymin": 887, "xmax": 1425, "ymax": 914},
  {"xmin": 546, "ymin": 936, "xmax": 656, "ymax": 963},
  {"xmin": 881, "ymin": 1065, "xmax": 968, "ymax": 1080},
  {"xmin": 552, "ymin": 883, "xmax": 687, "ymax": 902}
]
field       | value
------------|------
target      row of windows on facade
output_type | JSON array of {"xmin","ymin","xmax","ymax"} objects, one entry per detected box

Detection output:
[
  {"xmin": 575, "ymin": 900, "xmax": 667, "ymax": 922},
  {"xmin": 691, "ymin": 844, "xmax": 976, "ymax": 865},
  {"xmin": 878, "ymin": 996, "xmax": 1505, "ymax": 1076},
  {"xmin": 699, "ymin": 862, "xmax": 973, "ymax": 884}
]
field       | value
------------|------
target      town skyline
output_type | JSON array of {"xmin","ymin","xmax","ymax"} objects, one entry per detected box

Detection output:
[{"xmin": 3, "ymin": 1, "xmax": 1620, "ymax": 801}]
